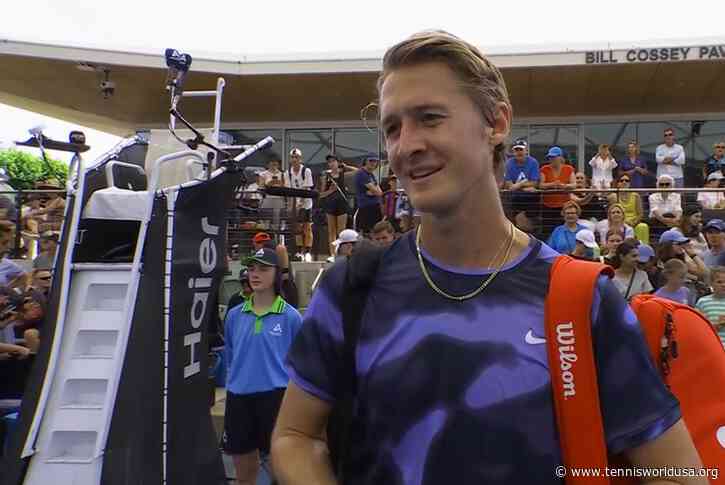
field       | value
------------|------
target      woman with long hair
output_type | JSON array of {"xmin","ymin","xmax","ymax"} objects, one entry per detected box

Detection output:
[
  {"xmin": 318, "ymin": 155, "xmax": 358, "ymax": 257},
  {"xmin": 595, "ymin": 203, "xmax": 634, "ymax": 245},
  {"xmin": 611, "ymin": 240, "xmax": 653, "ymax": 301},
  {"xmin": 674, "ymin": 205, "xmax": 708, "ymax": 258}
]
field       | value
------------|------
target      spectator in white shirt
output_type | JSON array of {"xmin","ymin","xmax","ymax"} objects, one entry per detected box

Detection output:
[
  {"xmin": 284, "ymin": 148, "xmax": 315, "ymax": 261},
  {"xmin": 649, "ymin": 174, "xmax": 682, "ymax": 230},
  {"xmin": 697, "ymin": 171, "xmax": 725, "ymax": 209},
  {"xmin": 655, "ymin": 128, "xmax": 686, "ymax": 187},
  {"xmin": 588, "ymin": 144, "xmax": 617, "ymax": 189}
]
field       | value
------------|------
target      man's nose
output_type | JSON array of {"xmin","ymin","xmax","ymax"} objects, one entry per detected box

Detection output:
[{"xmin": 395, "ymin": 121, "xmax": 426, "ymax": 159}]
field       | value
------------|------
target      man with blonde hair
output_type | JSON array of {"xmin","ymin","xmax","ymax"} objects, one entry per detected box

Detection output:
[{"xmin": 272, "ymin": 31, "xmax": 705, "ymax": 484}]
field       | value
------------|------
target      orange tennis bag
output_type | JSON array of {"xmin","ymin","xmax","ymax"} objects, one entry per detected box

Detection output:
[{"xmin": 545, "ymin": 255, "xmax": 725, "ymax": 484}]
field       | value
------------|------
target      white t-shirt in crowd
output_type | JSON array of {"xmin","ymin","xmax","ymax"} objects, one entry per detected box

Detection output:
[
  {"xmin": 697, "ymin": 191, "xmax": 724, "ymax": 209},
  {"xmin": 589, "ymin": 155, "xmax": 617, "ymax": 189},
  {"xmin": 655, "ymin": 143, "xmax": 686, "ymax": 180},
  {"xmin": 612, "ymin": 269, "xmax": 654, "ymax": 300},
  {"xmin": 284, "ymin": 164, "xmax": 314, "ymax": 210},
  {"xmin": 648, "ymin": 193, "xmax": 683, "ymax": 218}
]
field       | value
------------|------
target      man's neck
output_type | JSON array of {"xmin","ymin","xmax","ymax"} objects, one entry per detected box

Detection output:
[
  {"xmin": 515, "ymin": 157, "xmax": 525, "ymax": 165},
  {"xmin": 252, "ymin": 290, "xmax": 277, "ymax": 312},
  {"xmin": 665, "ymin": 142, "xmax": 674, "ymax": 148},
  {"xmin": 712, "ymin": 292, "xmax": 725, "ymax": 299},
  {"xmin": 565, "ymin": 222, "xmax": 578, "ymax": 230},
  {"xmin": 419, "ymin": 179, "xmax": 529, "ymax": 269},
  {"xmin": 291, "ymin": 164, "xmax": 302, "ymax": 173}
]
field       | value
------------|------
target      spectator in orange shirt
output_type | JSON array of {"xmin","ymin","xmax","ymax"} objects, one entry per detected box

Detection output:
[{"xmin": 539, "ymin": 146, "xmax": 576, "ymax": 236}]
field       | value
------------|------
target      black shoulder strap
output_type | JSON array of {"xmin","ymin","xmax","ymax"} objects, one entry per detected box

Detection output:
[{"xmin": 331, "ymin": 241, "xmax": 386, "ymax": 479}]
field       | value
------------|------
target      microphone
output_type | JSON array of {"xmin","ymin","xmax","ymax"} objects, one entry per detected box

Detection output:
[
  {"xmin": 165, "ymin": 48, "xmax": 193, "ymax": 102},
  {"xmin": 29, "ymin": 125, "xmax": 45, "ymax": 138}
]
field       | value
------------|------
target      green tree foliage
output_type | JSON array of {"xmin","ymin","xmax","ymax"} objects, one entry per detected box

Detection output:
[{"xmin": 0, "ymin": 149, "xmax": 69, "ymax": 190}]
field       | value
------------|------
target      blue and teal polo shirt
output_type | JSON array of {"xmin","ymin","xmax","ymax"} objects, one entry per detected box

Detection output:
[{"xmin": 225, "ymin": 295, "xmax": 303, "ymax": 395}]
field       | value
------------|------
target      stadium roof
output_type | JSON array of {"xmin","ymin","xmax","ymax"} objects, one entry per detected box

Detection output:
[{"xmin": 2, "ymin": 36, "xmax": 725, "ymax": 134}]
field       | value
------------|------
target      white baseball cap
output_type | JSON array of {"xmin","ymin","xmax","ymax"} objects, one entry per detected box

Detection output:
[
  {"xmin": 575, "ymin": 229, "xmax": 598, "ymax": 249},
  {"xmin": 289, "ymin": 147, "xmax": 302, "ymax": 157},
  {"xmin": 657, "ymin": 174, "xmax": 675, "ymax": 184},
  {"xmin": 707, "ymin": 171, "xmax": 724, "ymax": 182},
  {"xmin": 333, "ymin": 229, "xmax": 359, "ymax": 247}
]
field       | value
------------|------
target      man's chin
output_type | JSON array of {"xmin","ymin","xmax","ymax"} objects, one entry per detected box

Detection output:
[{"xmin": 407, "ymin": 192, "xmax": 454, "ymax": 217}]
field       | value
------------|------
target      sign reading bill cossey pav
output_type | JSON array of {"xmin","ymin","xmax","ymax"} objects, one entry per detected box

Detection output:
[{"xmin": 585, "ymin": 45, "xmax": 725, "ymax": 64}]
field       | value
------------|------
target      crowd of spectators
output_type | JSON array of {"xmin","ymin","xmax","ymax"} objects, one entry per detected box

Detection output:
[
  {"xmin": 0, "ymin": 181, "xmax": 62, "ymax": 402},
  {"xmin": 497, "ymin": 132, "xmax": 725, "ymax": 346}
]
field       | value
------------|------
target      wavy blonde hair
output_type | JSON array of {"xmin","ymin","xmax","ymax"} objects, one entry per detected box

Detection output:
[{"xmin": 377, "ymin": 30, "xmax": 512, "ymax": 171}]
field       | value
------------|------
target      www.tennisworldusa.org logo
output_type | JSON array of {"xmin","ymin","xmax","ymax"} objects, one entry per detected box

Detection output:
[{"xmin": 556, "ymin": 322, "xmax": 578, "ymax": 399}]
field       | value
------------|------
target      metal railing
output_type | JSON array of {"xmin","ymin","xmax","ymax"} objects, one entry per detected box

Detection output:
[{"xmin": 500, "ymin": 186, "xmax": 725, "ymax": 245}]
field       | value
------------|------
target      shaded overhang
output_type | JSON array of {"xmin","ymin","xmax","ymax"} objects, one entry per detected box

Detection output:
[{"xmin": 1, "ymin": 38, "xmax": 725, "ymax": 135}]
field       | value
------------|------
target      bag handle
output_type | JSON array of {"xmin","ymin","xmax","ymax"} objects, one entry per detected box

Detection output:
[
  {"xmin": 623, "ymin": 270, "xmax": 636, "ymax": 302},
  {"xmin": 545, "ymin": 255, "xmax": 613, "ymax": 484}
]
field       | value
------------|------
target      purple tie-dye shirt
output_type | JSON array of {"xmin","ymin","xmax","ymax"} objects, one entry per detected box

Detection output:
[{"xmin": 286, "ymin": 233, "xmax": 680, "ymax": 484}]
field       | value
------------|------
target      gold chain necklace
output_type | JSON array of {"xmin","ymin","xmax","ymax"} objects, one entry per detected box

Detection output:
[{"xmin": 415, "ymin": 222, "xmax": 515, "ymax": 302}]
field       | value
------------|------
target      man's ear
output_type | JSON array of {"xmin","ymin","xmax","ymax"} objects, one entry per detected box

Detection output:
[{"xmin": 490, "ymin": 102, "xmax": 512, "ymax": 147}]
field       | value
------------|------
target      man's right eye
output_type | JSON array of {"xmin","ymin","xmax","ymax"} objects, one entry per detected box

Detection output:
[{"xmin": 384, "ymin": 125, "xmax": 399, "ymax": 138}]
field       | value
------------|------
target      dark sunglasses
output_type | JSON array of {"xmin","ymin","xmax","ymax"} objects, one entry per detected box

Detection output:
[
  {"xmin": 716, "ymin": 145, "xmax": 725, "ymax": 149},
  {"xmin": 620, "ymin": 178, "xmax": 631, "ymax": 183},
  {"xmin": 664, "ymin": 133, "xmax": 674, "ymax": 137},
  {"xmin": 659, "ymin": 183, "xmax": 672, "ymax": 187}
]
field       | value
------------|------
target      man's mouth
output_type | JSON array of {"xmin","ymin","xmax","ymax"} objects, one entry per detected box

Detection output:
[{"xmin": 410, "ymin": 167, "xmax": 442, "ymax": 181}]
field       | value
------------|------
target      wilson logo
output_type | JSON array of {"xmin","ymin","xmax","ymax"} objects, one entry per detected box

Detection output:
[{"xmin": 556, "ymin": 322, "xmax": 578, "ymax": 399}]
